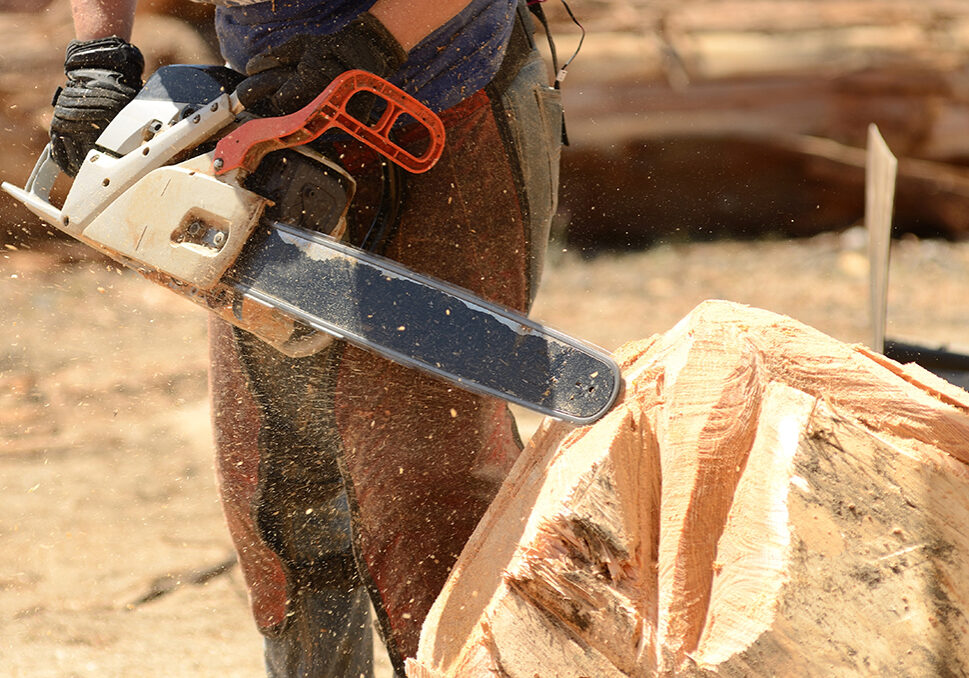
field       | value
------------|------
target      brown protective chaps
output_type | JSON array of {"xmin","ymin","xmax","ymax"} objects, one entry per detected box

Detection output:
[{"xmin": 209, "ymin": 23, "xmax": 562, "ymax": 675}]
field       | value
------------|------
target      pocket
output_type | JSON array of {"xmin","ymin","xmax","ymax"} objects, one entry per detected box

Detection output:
[
  {"xmin": 495, "ymin": 50, "xmax": 564, "ymax": 301},
  {"xmin": 534, "ymin": 83, "xmax": 563, "ymax": 222}
]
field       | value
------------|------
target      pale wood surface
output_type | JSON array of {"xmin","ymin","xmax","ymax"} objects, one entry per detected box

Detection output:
[{"xmin": 409, "ymin": 300, "xmax": 969, "ymax": 676}]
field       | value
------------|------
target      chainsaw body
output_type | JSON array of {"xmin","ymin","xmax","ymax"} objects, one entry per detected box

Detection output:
[{"xmin": 7, "ymin": 65, "xmax": 442, "ymax": 356}]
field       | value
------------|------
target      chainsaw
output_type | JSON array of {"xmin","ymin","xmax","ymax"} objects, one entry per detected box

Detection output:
[{"xmin": 3, "ymin": 64, "xmax": 620, "ymax": 424}]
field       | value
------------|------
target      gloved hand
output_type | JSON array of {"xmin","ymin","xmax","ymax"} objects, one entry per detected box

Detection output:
[
  {"xmin": 237, "ymin": 12, "xmax": 407, "ymax": 118},
  {"xmin": 49, "ymin": 36, "xmax": 145, "ymax": 177}
]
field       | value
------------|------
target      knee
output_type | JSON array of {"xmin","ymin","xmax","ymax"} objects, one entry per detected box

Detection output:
[{"xmin": 261, "ymin": 488, "xmax": 362, "ymax": 593}]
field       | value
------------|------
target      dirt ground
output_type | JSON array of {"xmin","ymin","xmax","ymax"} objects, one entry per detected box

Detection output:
[{"xmin": 2, "ymin": 230, "xmax": 969, "ymax": 677}]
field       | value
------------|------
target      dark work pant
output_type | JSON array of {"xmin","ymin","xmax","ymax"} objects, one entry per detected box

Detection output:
[{"xmin": 209, "ymin": 41, "xmax": 562, "ymax": 677}]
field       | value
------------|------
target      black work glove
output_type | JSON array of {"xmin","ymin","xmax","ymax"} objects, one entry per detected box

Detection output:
[
  {"xmin": 49, "ymin": 36, "xmax": 145, "ymax": 177},
  {"xmin": 237, "ymin": 12, "xmax": 407, "ymax": 118}
]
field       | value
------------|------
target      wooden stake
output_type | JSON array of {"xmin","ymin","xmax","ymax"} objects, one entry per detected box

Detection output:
[{"xmin": 865, "ymin": 123, "xmax": 897, "ymax": 354}]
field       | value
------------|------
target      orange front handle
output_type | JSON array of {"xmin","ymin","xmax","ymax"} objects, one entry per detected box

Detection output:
[{"xmin": 214, "ymin": 69, "xmax": 446, "ymax": 176}]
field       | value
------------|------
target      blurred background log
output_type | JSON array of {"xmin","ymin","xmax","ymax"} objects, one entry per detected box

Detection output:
[{"xmin": 539, "ymin": 0, "xmax": 969, "ymax": 246}]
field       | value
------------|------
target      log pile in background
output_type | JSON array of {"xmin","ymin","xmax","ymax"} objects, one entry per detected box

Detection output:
[
  {"xmin": 538, "ymin": 1, "xmax": 969, "ymax": 245},
  {"xmin": 408, "ymin": 300, "xmax": 969, "ymax": 676}
]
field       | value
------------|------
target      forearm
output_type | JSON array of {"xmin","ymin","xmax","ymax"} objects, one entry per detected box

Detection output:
[
  {"xmin": 369, "ymin": 0, "xmax": 471, "ymax": 51},
  {"xmin": 70, "ymin": 0, "xmax": 137, "ymax": 41},
  {"xmin": 69, "ymin": 0, "xmax": 466, "ymax": 51}
]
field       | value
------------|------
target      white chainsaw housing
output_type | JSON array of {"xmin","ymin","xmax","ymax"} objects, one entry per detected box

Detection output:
[
  {"xmin": 75, "ymin": 156, "xmax": 266, "ymax": 289},
  {"xmin": 2, "ymin": 65, "xmax": 351, "ymax": 356}
]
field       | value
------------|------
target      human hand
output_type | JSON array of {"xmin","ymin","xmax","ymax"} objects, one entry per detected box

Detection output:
[
  {"xmin": 236, "ymin": 12, "xmax": 407, "ymax": 118},
  {"xmin": 49, "ymin": 36, "xmax": 144, "ymax": 177}
]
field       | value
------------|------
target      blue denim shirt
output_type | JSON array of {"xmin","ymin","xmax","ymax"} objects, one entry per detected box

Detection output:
[{"xmin": 215, "ymin": 0, "xmax": 517, "ymax": 112}]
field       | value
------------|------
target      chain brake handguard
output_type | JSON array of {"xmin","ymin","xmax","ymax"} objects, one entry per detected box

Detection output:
[
  {"xmin": 212, "ymin": 70, "xmax": 445, "ymax": 357},
  {"xmin": 211, "ymin": 70, "xmax": 446, "ymax": 356},
  {"xmin": 214, "ymin": 69, "xmax": 446, "ymax": 177}
]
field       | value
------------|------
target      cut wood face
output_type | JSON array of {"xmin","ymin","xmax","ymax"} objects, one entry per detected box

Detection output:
[{"xmin": 408, "ymin": 300, "xmax": 969, "ymax": 677}]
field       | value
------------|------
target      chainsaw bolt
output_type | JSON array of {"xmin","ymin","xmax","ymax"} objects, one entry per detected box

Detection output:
[
  {"xmin": 210, "ymin": 102, "xmax": 219, "ymax": 112},
  {"xmin": 192, "ymin": 114, "xmax": 201, "ymax": 123},
  {"xmin": 213, "ymin": 231, "xmax": 226, "ymax": 247},
  {"xmin": 187, "ymin": 221, "xmax": 203, "ymax": 237},
  {"xmin": 143, "ymin": 120, "xmax": 164, "ymax": 142},
  {"xmin": 213, "ymin": 158, "xmax": 224, "ymax": 171}
]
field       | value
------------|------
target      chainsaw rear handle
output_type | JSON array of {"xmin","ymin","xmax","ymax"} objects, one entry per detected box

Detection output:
[{"xmin": 214, "ymin": 69, "xmax": 446, "ymax": 176}]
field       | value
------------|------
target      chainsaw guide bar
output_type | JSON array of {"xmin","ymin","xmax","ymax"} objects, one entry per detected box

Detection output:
[{"xmin": 230, "ymin": 221, "xmax": 621, "ymax": 423}]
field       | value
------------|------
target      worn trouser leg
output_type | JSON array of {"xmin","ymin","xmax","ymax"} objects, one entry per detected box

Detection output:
[
  {"xmin": 333, "ymin": 46, "xmax": 563, "ymax": 670},
  {"xmin": 209, "ymin": 36, "xmax": 562, "ymax": 678},
  {"xmin": 210, "ymin": 319, "xmax": 374, "ymax": 678}
]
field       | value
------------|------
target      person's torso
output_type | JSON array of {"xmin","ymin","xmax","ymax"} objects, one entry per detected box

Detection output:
[{"xmin": 212, "ymin": 0, "xmax": 518, "ymax": 111}]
